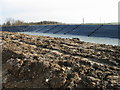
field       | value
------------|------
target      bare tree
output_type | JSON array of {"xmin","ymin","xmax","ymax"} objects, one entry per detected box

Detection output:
[
  {"xmin": 5, "ymin": 18, "xmax": 15, "ymax": 26},
  {"xmin": 3, "ymin": 18, "xmax": 25, "ymax": 26}
]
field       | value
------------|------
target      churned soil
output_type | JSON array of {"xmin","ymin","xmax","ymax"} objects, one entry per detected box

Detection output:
[{"xmin": 1, "ymin": 31, "xmax": 120, "ymax": 89}]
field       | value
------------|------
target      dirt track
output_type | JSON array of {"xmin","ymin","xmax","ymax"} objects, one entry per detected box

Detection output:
[{"xmin": 1, "ymin": 31, "xmax": 120, "ymax": 89}]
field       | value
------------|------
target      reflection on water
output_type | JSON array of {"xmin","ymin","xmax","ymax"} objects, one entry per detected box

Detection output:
[{"xmin": 20, "ymin": 32, "xmax": 120, "ymax": 46}]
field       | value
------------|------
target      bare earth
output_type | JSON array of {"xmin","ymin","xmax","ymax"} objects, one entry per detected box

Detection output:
[{"xmin": 1, "ymin": 31, "xmax": 120, "ymax": 89}]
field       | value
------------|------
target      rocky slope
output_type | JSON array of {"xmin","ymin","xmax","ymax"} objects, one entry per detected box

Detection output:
[{"xmin": 1, "ymin": 31, "xmax": 120, "ymax": 89}]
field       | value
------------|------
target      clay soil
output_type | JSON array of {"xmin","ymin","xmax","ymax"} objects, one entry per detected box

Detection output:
[{"xmin": 1, "ymin": 31, "xmax": 120, "ymax": 89}]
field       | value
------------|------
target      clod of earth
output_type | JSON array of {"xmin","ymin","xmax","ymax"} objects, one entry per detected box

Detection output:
[{"xmin": 1, "ymin": 31, "xmax": 120, "ymax": 89}]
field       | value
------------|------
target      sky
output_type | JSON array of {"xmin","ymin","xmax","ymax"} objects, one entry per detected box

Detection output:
[{"xmin": 0, "ymin": 0, "xmax": 120, "ymax": 24}]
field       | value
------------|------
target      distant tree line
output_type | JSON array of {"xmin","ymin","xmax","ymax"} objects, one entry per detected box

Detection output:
[
  {"xmin": 1, "ymin": 18, "xmax": 118, "ymax": 27},
  {"xmin": 2, "ymin": 18, "xmax": 65, "ymax": 27},
  {"xmin": 31, "ymin": 21, "xmax": 63, "ymax": 25}
]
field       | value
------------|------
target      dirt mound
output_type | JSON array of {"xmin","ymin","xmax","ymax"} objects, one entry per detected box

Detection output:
[{"xmin": 2, "ymin": 31, "xmax": 120, "ymax": 89}]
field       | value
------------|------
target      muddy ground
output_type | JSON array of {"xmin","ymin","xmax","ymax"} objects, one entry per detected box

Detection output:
[{"xmin": 1, "ymin": 31, "xmax": 120, "ymax": 89}]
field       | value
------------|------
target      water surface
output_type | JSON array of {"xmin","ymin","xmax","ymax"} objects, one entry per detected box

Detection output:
[{"xmin": 20, "ymin": 32, "xmax": 120, "ymax": 46}]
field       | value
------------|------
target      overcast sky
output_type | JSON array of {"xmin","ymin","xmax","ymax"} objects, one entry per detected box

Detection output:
[{"xmin": 0, "ymin": 0, "xmax": 119, "ymax": 24}]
